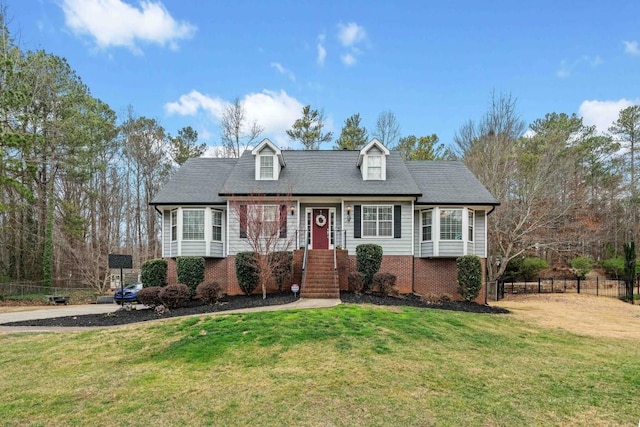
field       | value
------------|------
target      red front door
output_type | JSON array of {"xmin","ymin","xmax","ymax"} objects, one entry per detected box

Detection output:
[{"xmin": 312, "ymin": 209, "xmax": 329, "ymax": 249}]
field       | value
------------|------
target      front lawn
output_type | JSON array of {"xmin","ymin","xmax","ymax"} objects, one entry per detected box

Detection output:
[{"xmin": 1, "ymin": 304, "xmax": 638, "ymax": 426}]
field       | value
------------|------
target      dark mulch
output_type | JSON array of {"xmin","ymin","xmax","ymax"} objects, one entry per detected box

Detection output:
[
  {"xmin": 1, "ymin": 292, "xmax": 508, "ymax": 328},
  {"xmin": 340, "ymin": 291, "xmax": 510, "ymax": 314}
]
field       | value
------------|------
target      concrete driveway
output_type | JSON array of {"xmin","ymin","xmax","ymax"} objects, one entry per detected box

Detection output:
[{"xmin": 0, "ymin": 303, "xmax": 121, "ymax": 324}]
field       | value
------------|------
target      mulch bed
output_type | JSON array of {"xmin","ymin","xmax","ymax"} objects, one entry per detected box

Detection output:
[{"xmin": 1, "ymin": 292, "xmax": 508, "ymax": 328}]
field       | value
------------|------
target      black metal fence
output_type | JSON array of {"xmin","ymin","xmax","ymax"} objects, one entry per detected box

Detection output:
[
  {"xmin": 489, "ymin": 277, "xmax": 637, "ymax": 301},
  {"xmin": 0, "ymin": 281, "xmax": 94, "ymax": 300}
]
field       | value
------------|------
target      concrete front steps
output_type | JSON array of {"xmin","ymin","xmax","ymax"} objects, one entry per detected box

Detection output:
[{"xmin": 301, "ymin": 250, "xmax": 340, "ymax": 298}]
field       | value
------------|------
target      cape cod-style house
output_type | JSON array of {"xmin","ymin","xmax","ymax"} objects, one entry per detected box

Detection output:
[{"xmin": 150, "ymin": 138, "xmax": 499, "ymax": 302}]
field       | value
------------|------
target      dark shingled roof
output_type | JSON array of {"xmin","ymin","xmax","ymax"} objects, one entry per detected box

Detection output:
[
  {"xmin": 151, "ymin": 157, "xmax": 237, "ymax": 205},
  {"xmin": 406, "ymin": 160, "xmax": 499, "ymax": 205},
  {"xmin": 219, "ymin": 150, "xmax": 422, "ymax": 196},
  {"xmin": 151, "ymin": 152, "xmax": 499, "ymax": 206}
]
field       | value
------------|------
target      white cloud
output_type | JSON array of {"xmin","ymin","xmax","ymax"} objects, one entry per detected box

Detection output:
[
  {"xmin": 341, "ymin": 53, "xmax": 356, "ymax": 66},
  {"xmin": 337, "ymin": 22, "xmax": 367, "ymax": 47},
  {"xmin": 164, "ymin": 90, "xmax": 227, "ymax": 117},
  {"xmin": 578, "ymin": 98, "xmax": 640, "ymax": 134},
  {"xmin": 316, "ymin": 33, "xmax": 327, "ymax": 65},
  {"xmin": 60, "ymin": 0, "xmax": 196, "ymax": 53},
  {"xmin": 624, "ymin": 40, "xmax": 640, "ymax": 56},
  {"xmin": 165, "ymin": 89, "xmax": 304, "ymax": 146},
  {"xmin": 270, "ymin": 62, "xmax": 296, "ymax": 82}
]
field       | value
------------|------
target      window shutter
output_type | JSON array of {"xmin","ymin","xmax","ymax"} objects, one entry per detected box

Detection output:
[
  {"xmin": 354, "ymin": 205, "xmax": 361, "ymax": 238},
  {"xmin": 279, "ymin": 205, "xmax": 287, "ymax": 238},
  {"xmin": 239, "ymin": 205, "xmax": 247, "ymax": 238},
  {"xmin": 394, "ymin": 205, "xmax": 402, "ymax": 238}
]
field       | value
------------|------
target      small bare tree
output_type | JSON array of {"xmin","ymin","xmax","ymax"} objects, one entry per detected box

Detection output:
[{"xmin": 229, "ymin": 195, "xmax": 296, "ymax": 299}]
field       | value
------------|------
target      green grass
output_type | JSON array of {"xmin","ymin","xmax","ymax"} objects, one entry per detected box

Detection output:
[{"xmin": 1, "ymin": 304, "xmax": 639, "ymax": 426}]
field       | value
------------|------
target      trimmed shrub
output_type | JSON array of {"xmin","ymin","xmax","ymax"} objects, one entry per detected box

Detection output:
[
  {"xmin": 269, "ymin": 251, "xmax": 293, "ymax": 292},
  {"xmin": 235, "ymin": 252, "xmax": 259, "ymax": 295},
  {"xmin": 141, "ymin": 258, "xmax": 167, "ymax": 287},
  {"xmin": 373, "ymin": 272, "xmax": 398, "ymax": 296},
  {"xmin": 356, "ymin": 244, "xmax": 383, "ymax": 291},
  {"xmin": 348, "ymin": 271, "xmax": 365, "ymax": 293},
  {"xmin": 159, "ymin": 284, "xmax": 190, "ymax": 309},
  {"xmin": 457, "ymin": 255, "xmax": 482, "ymax": 302},
  {"xmin": 571, "ymin": 256, "xmax": 594, "ymax": 279},
  {"xmin": 176, "ymin": 256, "xmax": 205, "ymax": 295},
  {"xmin": 520, "ymin": 257, "xmax": 548, "ymax": 281},
  {"xmin": 136, "ymin": 286, "xmax": 162, "ymax": 308},
  {"xmin": 196, "ymin": 281, "xmax": 225, "ymax": 304}
]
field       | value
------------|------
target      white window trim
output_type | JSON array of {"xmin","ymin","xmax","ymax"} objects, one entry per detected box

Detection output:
[
  {"xmin": 211, "ymin": 209, "xmax": 223, "ymax": 242},
  {"xmin": 248, "ymin": 204, "xmax": 280, "ymax": 236},
  {"xmin": 258, "ymin": 154, "xmax": 275, "ymax": 180},
  {"xmin": 170, "ymin": 209, "xmax": 178, "ymax": 242},
  {"xmin": 439, "ymin": 208, "xmax": 464, "ymax": 241},
  {"xmin": 362, "ymin": 204, "xmax": 394, "ymax": 238},
  {"xmin": 182, "ymin": 208, "xmax": 206, "ymax": 241},
  {"xmin": 421, "ymin": 209, "xmax": 433, "ymax": 242}
]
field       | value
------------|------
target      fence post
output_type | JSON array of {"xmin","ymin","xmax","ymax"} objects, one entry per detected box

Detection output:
[
  {"xmin": 596, "ymin": 276, "xmax": 599, "ymax": 296},
  {"xmin": 564, "ymin": 277, "xmax": 566, "ymax": 292},
  {"xmin": 538, "ymin": 277, "xmax": 541, "ymax": 293},
  {"xmin": 551, "ymin": 277, "xmax": 554, "ymax": 293},
  {"xmin": 577, "ymin": 277, "xmax": 581, "ymax": 294}
]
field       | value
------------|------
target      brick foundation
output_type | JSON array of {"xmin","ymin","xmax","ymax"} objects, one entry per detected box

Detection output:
[
  {"xmin": 413, "ymin": 258, "xmax": 486, "ymax": 304},
  {"xmin": 164, "ymin": 254, "xmax": 487, "ymax": 302}
]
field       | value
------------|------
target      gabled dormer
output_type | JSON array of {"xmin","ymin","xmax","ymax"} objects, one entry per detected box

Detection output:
[
  {"xmin": 252, "ymin": 138, "xmax": 286, "ymax": 180},
  {"xmin": 357, "ymin": 138, "xmax": 390, "ymax": 181}
]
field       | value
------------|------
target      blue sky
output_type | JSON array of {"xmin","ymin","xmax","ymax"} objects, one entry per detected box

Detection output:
[{"xmin": 5, "ymin": 0, "xmax": 640, "ymax": 152}]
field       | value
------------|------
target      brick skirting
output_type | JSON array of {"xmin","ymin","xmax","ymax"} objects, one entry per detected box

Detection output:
[{"xmin": 165, "ymin": 254, "xmax": 487, "ymax": 302}]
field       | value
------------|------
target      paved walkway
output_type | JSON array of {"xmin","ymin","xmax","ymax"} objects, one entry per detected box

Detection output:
[{"xmin": 0, "ymin": 298, "xmax": 342, "ymax": 334}]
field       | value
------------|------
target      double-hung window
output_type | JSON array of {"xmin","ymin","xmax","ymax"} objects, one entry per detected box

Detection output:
[
  {"xmin": 362, "ymin": 205, "xmax": 393, "ymax": 237},
  {"xmin": 440, "ymin": 209, "xmax": 462, "ymax": 240},
  {"xmin": 170, "ymin": 210, "xmax": 177, "ymax": 241},
  {"xmin": 367, "ymin": 155, "xmax": 382, "ymax": 180},
  {"xmin": 260, "ymin": 155, "xmax": 274, "ymax": 179},
  {"xmin": 249, "ymin": 205, "xmax": 278, "ymax": 235},
  {"xmin": 182, "ymin": 209, "xmax": 205, "ymax": 240},
  {"xmin": 468, "ymin": 210, "xmax": 474, "ymax": 242},
  {"xmin": 212, "ymin": 210, "xmax": 223, "ymax": 241},
  {"xmin": 421, "ymin": 210, "xmax": 432, "ymax": 241}
]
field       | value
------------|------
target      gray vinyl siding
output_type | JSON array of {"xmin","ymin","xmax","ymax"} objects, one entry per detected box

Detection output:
[
  {"xmin": 413, "ymin": 211, "xmax": 421, "ymax": 255},
  {"xmin": 345, "ymin": 200, "xmax": 412, "ymax": 255},
  {"xmin": 227, "ymin": 205, "xmax": 298, "ymax": 256},
  {"xmin": 163, "ymin": 210, "xmax": 171, "ymax": 257},
  {"xmin": 170, "ymin": 242, "xmax": 178, "ymax": 256},
  {"xmin": 420, "ymin": 241, "xmax": 434, "ymax": 257},
  {"xmin": 182, "ymin": 241, "xmax": 206, "ymax": 256},
  {"xmin": 439, "ymin": 241, "xmax": 464, "ymax": 256},
  {"xmin": 473, "ymin": 210, "xmax": 486, "ymax": 257},
  {"xmin": 209, "ymin": 241, "xmax": 224, "ymax": 258}
]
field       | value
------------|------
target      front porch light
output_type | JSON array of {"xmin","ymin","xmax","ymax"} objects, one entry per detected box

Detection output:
[
  {"xmin": 290, "ymin": 205, "xmax": 295, "ymax": 216},
  {"xmin": 346, "ymin": 205, "xmax": 351, "ymax": 222}
]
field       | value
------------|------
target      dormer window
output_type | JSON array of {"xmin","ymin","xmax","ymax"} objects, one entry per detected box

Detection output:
[
  {"xmin": 367, "ymin": 155, "xmax": 382, "ymax": 179},
  {"xmin": 357, "ymin": 138, "xmax": 390, "ymax": 181},
  {"xmin": 260, "ymin": 155, "xmax": 274, "ymax": 179},
  {"xmin": 252, "ymin": 138, "xmax": 285, "ymax": 181}
]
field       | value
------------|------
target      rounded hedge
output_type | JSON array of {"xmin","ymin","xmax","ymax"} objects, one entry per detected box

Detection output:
[
  {"xmin": 356, "ymin": 244, "xmax": 383, "ymax": 291},
  {"xmin": 235, "ymin": 252, "xmax": 259, "ymax": 295},
  {"xmin": 457, "ymin": 255, "xmax": 482, "ymax": 302},
  {"xmin": 176, "ymin": 256, "xmax": 205, "ymax": 295},
  {"xmin": 141, "ymin": 258, "xmax": 167, "ymax": 287}
]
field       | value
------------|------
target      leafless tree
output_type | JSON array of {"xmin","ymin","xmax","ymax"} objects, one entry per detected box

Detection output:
[
  {"xmin": 229, "ymin": 194, "xmax": 296, "ymax": 299},
  {"xmin": 373, "ymin": 110, "xmax": 401, "ymax": 147},
  {"xmin": 220, "ymin": 98, "xmax": 263, "ymax": 157}
]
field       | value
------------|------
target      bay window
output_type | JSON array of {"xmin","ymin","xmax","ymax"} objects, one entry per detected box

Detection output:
[
  {"xmin": 439, "ymin": 209, "xmax": 462, "ymax": 240},
  {"xmin": 182, "ymin": 209, "xmax": 205, "ymax": 240}
]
